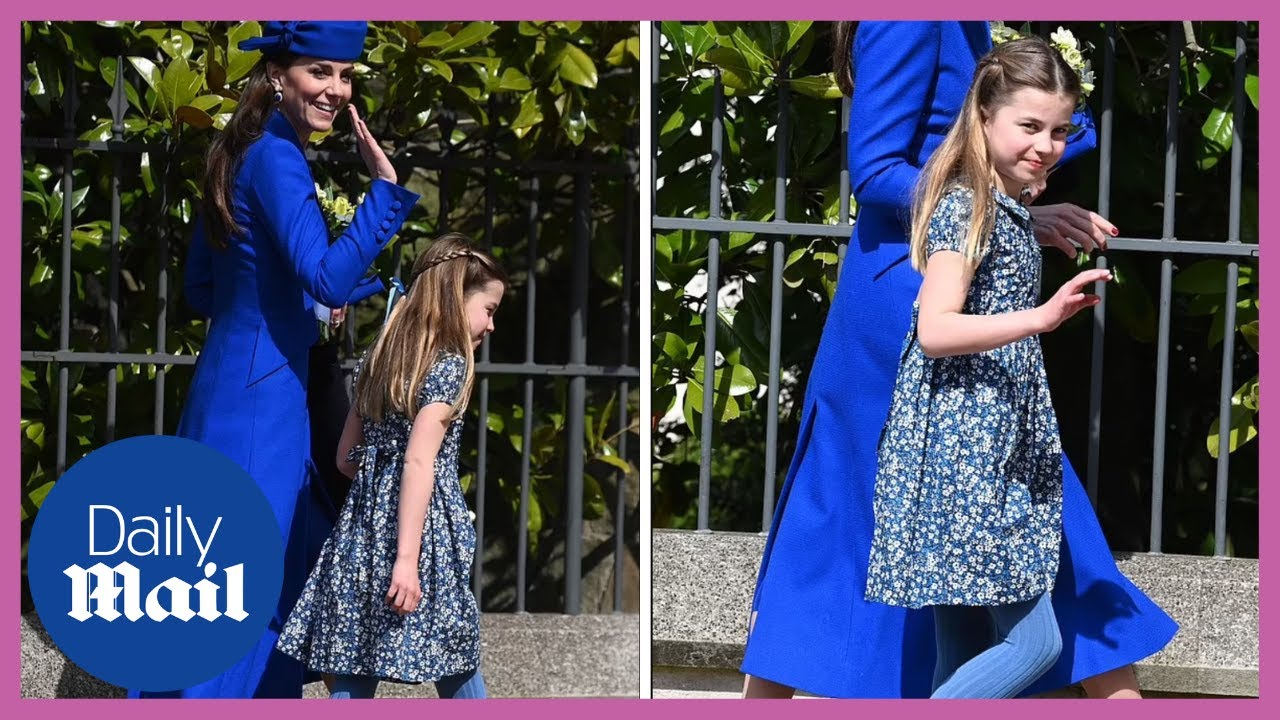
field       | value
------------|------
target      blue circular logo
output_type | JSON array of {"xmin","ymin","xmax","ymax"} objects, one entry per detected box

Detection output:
[{"xmin": 28, "ymin": 436, "xmax": 284, "ymax": 692}]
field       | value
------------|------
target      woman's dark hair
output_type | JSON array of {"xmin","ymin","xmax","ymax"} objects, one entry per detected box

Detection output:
[
  {"xmin": 201, "ymin": 54, "xmax": 297, "ymax": 249},
  {"xmin": 831, "ymin": 22, "xmax": 858, "ymax": 97}
]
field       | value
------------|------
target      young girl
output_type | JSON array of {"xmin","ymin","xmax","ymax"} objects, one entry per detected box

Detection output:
[
  {"xmin": 277, "ymin": 234, "xmax": 507, "ymax": 699},
  {"xmin": 864, "ymin": 36, "xmax": 1114, "ymax": 699}
]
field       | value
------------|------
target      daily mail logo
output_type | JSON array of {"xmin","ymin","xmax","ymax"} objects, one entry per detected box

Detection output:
[
  {"xmin": 63, "ymin": 505, "xmax": 246, "ymax": 623},
  {"xmin": 27, "ymin": 437, "xmax": 285, "ymax": 692}
]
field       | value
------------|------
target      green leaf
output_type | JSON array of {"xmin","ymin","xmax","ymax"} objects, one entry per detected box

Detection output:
[
  {"xmin": 189, "ymin": 94, "xmax": 224, "ymax": 113},
  {"xmin": 27, "ymin": 481, "xmax": 56, "ymax": 511},
  {"xmin": 717, "ymin": 363, "xmax": 757, "ymax": 397},
  {"xmin": 175, "ymin": 105, "xmax": 214, "ymax": 129},
  {"xmin": 23, "ymin": 420, "xmax": 45, "ymax": 450},
  {"xmin": 660, "ymin": 108, "xmax": 686, "ymax": 140},
  {"xmin": 660, "ymin": 22, "xmax": 690, "ymax": 74},
  {"xmin": 145, "ymin": 28, "xmax": 194, "ymax": 60},
  {"xmin": 71, "ymin": 224, "xmax": 104, "ymax": 249},
  {"xmin": 728, "ymin": 27, "xmax": 767, "ymax": 74},
  {"xmin": 559, "ymin": 93, "xmax": 587, "ymax": 145},
  {"xmin": 368, "ymin": 43, "xmax": 404, "ymax": 65},
  {"xmin": 704, "ymin": 46, "xmax": 755, "ymax": 91},
  {"xmin": 79, "ymin": 119, "xmax": 113, "ymax": 143},
  {"xmin": 417, "ymin": 31, "xmax": 454, "ymax": 48},
  {"xmin": 486, "ymin": 413, "xmax": 504, "ymax": 434},
  {"xmin": 596, "ymin": 454, "xmax": 634, "ymax": 476},
  {"xmin": 1199, "ymin": 107, "xmax": 1233, "ymax": 169},
  {"xmin": 227, "ymin": 21, "xmax": 262, "ymax": 83},
  {"xmin": 29, "ymin": 256, "xmax": 53, "ymax": 287},
  {"xmin": 424, "ymin": 58, "xmax": 454, "ymax": 82},
  {"xmin": 785, "ymin": 21, "xmax": 813, "ymax": 52},
  {"xmin": 1207, "ymin": 402, "xmax": 1257, "ymax": 459},
  {"xmin": 790, "ymin": 74, "xmax": 842, "ymax": 100},
  {"xmin": 1246, "ymin": 73, "xmax": 1258, "ymax": 109},
  {"xmin": 1241, "ymin": 320, "xmax": 1259, "ymax": 352},
  {"xmin": 1208, "ymin": 297, "xmax": 1257, "ymax": 348},
  {"xmin": 437, "ymin": 22, "xmax": 498, "ymax": 54},
  {"xmin": 1173, "ymin": 260, "xmax": 1250, "ymax": 295},
  {"xmin": 98, "ymin": 57, "xmax": 143, "ymax": 112},
  {"xmin": 140, "ymin": 151, "xmax": 155, "ymax": 195},
  {"xmin": 1236, "ymin": 374, "xmax": 1259, "ymax": 412},
  {"xmin": 684, "ymin": 377, "xmax": 741, "ymax": 424},
  {"xmin": 158, "ymin": 57, "xmax": 203, "ymax": 118},
  {"xmin": 607, "ymin": 38, "xmax": 630, "ymax": 67},
  {"xmin": 1106, "ymin": 261, "xmax": 1157, "ymax": 343},
  {"xmin": 510, "ymin": 91, "xmax": 544, "ymax": 131},
  {"xmin": 1194, "ymin": 61, "xmax": 1211, "ymax": 92},
  {"xmin": 559, "ymin": 44, "xmax": 598, "ymax": 88},
  {"xmin": 127, "ymin": 55, "xmax": 161, "ymax": 92},
  {"xmin": 655, "ymin": 331, "xmax": 691, "ymax": 360},
  {"xmin": 497, "ymin": 67, "xmax": 531, "ymax": 92}
]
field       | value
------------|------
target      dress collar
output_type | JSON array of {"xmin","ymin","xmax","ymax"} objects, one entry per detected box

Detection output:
[{"xmin": 992, "ymin": 185, "xmax": 1032, "ymax": 224}]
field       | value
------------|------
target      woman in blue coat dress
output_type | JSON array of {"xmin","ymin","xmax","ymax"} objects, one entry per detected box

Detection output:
[
  {"xmin": 135, "ymin": 21, "xmax": 420, "ymax": 698},
  {"xmin": 739, "ymin": 21, "xmax": 1177, "ymax": 699}
]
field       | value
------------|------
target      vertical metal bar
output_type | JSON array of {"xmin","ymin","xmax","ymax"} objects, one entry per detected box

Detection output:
[
  {"xmin": 651, "ymin": 21, "xmax": 660, "ymax": 235},
  {"xmin": 1213, "ymin": 22, "xmax": 1248, "ymax": 557},
  {"xmin": 473, "ymin": 129, "xmax": 496, "ymax": 604},
  {"xmin": 439, "ymin": 116, "xmax": 453, "ymax": 234},
  {"xmin": 55, "ymin": 60, "xmax": 75, "ymax": 479},
  {"xmin": 565, "ymin": 169, "xmax": 591, "ymax": 614},
  {"xmin": 615, "ymin": 174, "xmax": 635, "ymax": 612},
  {"xmin": 517, "ymin": 175, "xmax": 538, "ymax": 613},
  {"xmin": 105, "ymin": 56, "xmax": 125, "ymax": 443},
  {"xmin": 838, "ymin": 94, "xmax": 851, "ymax": 280},
  {"xmin": 154, "ymin": 138, "xmax": 170, "ymax": 434},
  {"xmin": 762, "ymin": 61, "xmax": 788, "ymax": 531},
  {"xmin": 1086, "ymin": 23, "xmax": 1117, "ymax": 506},
  {"xmin": 1150, "ymin": 22, "xmax": 1183, "ymax": 554},
  {"xmin": 697, "ymin": 73, "xmax": 724, "ymax": 532}
]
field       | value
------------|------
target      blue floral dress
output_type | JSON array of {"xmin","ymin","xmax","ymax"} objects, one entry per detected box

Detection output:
[
  {"xmin": 277, "ymin": 351, "xmax": 481, "ymax": 682},
  {"xmin": 865, "ymin": 187, "xmax": 1064, "ymax": 610}
]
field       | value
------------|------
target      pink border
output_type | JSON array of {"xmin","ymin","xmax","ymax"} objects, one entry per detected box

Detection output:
[{"xmin": 6, "ymin": 2, "xmax": 1272, "ymax": 717}]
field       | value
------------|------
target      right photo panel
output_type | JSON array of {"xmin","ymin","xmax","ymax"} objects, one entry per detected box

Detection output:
[{"xmin": 651, "ymin": 20, "xmax": 1258, "ymax": 699}]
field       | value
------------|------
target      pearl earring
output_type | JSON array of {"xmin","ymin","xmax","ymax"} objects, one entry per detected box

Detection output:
[{"xmin": 272, "ymin": 88, "xmax": 283, "ymax": 103}]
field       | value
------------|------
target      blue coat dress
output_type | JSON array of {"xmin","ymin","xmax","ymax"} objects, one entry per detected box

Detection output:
[
  {"xmin": 136, "ymin": 110, "xmax": 420, "ymax": 698},
  {"xmin": 740, "ymin": 21, "xmax": 1177, "ymax": 698}
]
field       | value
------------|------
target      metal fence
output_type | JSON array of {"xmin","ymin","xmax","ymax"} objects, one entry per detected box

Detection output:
[
  {"xmin": 21, "ymin": 51, "xmax": 640, "ymax": 614},
  {"xmin": 652, "ymin": 21, "xmax": 1257, "ymax": 556}
]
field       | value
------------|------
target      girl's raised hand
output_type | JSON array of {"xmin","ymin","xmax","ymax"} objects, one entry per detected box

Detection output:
[{"xmin": 1036, "ymin": 268, "xmax": 1113, "ymax": 333}]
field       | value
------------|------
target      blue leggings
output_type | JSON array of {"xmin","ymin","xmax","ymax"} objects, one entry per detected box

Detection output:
[
  {"xmin": 329, "ymin": 667, "xmax": 487, "ymax": 699},
  {"xmin": 931, "ymin": 592, "xmax": 1063, "ymax": 698}
]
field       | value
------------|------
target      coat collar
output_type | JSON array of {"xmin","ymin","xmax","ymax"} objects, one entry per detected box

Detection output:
[{"xmin": 265, "ymin": 110, "xmax": 306, "ymax": 151}]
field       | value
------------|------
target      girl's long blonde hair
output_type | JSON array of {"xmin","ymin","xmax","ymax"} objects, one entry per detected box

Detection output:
[
  {"xmin": 910, "ymin": 35, "xmax": 1081, "ymax": 271},
  {"xmin": 355, "ymin": 233, "xmax": 507, "ymax": 422}
]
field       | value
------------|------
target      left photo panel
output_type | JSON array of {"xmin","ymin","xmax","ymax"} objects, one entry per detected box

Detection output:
[{"xmin": 18, "ymin": 20, "xmax": 640, "ymax": 699}]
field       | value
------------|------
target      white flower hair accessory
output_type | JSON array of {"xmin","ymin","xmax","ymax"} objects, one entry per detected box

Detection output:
[{"xmin": 990, "ymin": 22, "xmax": 1095, "ymax": 99}]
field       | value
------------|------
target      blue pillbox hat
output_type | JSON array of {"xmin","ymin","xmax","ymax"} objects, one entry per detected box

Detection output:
[{"xmin": 237, "ymin": 21, "xmax": 368, "ymax": 62}]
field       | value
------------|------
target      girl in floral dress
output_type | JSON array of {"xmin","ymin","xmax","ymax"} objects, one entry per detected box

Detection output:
[
  {"xmin": 866, "ymin": 37, "xmax": 1115, "ymax": 699},
  {"xmin": 278, "ymin": 234, "xmax": 506, "ymax": 699}
]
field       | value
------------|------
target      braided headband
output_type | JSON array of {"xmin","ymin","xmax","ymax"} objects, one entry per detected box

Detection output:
[
  {"xmin": 423, "ymin": 248, "xmax": 475, "ymax": 270},
  {"xmin": 381, "ymin": 249, "xmax": 484, "ymax": 323}
]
